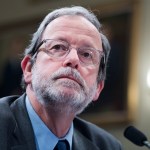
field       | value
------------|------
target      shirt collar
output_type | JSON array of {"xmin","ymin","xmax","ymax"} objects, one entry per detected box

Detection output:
[{"xmin": 25, "ymin": 96, "xmax": 73, "ymax": 150}]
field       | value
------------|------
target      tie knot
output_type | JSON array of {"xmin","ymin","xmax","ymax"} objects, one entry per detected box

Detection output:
[{"xmin": 54, "ymin": 140, "xmax": 69, "ymax": 150}]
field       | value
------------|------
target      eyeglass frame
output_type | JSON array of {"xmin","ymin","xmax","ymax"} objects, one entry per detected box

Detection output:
[{"xmin": 32, "ymin": 39, "xmax": 105, "ymax": 66}]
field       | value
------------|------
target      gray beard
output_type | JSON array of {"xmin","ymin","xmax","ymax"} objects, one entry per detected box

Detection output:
[{"xmin": 32, "ymin": 66, "xmax": 97, "ymax": 115}]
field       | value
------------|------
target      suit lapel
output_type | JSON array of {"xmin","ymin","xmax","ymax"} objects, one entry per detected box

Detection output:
[
  {"xmin": 10, "ymin": 94, "xmax": 36, "ymax": 150},
  {"xmin": 11, "ymin": 145, "xmax": 28, "ymax": 150},
  {"xmin": 72, "ymin": 128, "xmax": 100, "ymax": 150}
]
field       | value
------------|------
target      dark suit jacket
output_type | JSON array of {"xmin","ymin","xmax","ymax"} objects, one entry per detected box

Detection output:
[{"xmin": 0, "ymin": 94, "xmax": 122, "ymax": 150}]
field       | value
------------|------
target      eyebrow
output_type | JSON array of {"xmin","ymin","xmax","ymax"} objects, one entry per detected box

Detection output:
[{"xmin": 53, "ymin": 37, "xmax": 97, "ymax": 48}]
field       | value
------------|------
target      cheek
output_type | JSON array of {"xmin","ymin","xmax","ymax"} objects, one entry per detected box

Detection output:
[
  {"xmin": 37, "ymin": 65, "xmax": 59, "ymax": 78},
  {"xmin": 83, "ymin": 69, "xmax": 98, "ymax": 86},
  {"xmin": 87, "ymin": 76, "xmax": 97, "ymax": 86},
  {"xmin": 35, "ymin": 55, "xmax": 62, "ymax": 76}
]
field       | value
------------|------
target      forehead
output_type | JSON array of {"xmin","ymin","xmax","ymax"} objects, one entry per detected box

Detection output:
[{"xmin": 42, "ymin": 15, "xmax": 102, "ymax": 48}]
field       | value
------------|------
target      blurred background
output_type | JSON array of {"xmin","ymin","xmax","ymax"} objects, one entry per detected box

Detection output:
[{"xmin": 0, "ymin": 0, "xmax": 150, "ymax": 149}]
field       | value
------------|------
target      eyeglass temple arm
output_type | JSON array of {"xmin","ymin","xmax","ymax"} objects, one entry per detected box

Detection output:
[{"xmin": 33, "ymin": 39, "xmax": 47, "ymax": 55}]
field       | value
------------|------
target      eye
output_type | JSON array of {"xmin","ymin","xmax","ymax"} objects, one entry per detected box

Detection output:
[
  {"xmin": 80, "ymin": 50, "xmax": 93, "ymax": 59},
  {"xmin": 83, "ymin": 52, "xmax": 91, "ymax": 58},
  {"xmin": 45, "ymin": 41, "xmax": 69, "ymax": 57},
  {"xmin": 51, "ymin": 44, "xmax": 67, "ymax": 51}
]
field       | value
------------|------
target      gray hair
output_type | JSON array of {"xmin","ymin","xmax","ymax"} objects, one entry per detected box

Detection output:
[{"xmin": 22, "ymin": 6, "xmax": 110, "ymax": 89}]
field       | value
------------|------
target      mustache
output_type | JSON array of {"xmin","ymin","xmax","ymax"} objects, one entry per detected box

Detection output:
[{"xmin": 50, "ymin": 67, "xmax": 86, "ymax": 88}]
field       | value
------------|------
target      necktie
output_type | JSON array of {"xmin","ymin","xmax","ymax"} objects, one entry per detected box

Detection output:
[{"xmin": 54, "ymin": 140, "xmax": 69, "ymax": 150}]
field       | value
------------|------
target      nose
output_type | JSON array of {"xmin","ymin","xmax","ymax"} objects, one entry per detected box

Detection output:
[{"xmin": 62, "ymin": 49, "xmax": 80, "ymax": 69}]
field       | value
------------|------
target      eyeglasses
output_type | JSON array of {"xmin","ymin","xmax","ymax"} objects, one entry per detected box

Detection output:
[{"xmin": 33, "ymin": 39, "xmax": 105, "ymax": 66}]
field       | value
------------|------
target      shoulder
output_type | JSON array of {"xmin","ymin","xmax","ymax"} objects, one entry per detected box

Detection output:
[
  {"xmin": 0, "ymin": 95, "xmax": 25, "ymax": 128},
  {"xmin": 0, "ymin": 95, "xmax": 20, "ymax": 103},
  {"xmin": 0, "ymin": 94, "xmax": 26, "ymax": 118},
  {"xmin": 0, "ymin": 95, "xmax": 19, "ymax": 114},
  {"xmin": 0, "ymin": 95, "xmax": 21, "ymax": 144},
  {"xmin": 0, "ymin": 95, "xmax": 20, "ymax": 114},
  {"xmin": 73, "ymin": 117, "xmax": 122, "ymax": 149}
]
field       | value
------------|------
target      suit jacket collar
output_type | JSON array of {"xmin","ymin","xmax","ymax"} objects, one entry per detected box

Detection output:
[
  {"xmin": 72, "ymin": 128, "xmax": 100, "ymax": 150},
  {"xmin": 10, "ymin": 94, "xmax": 36, "ymax": 150}
]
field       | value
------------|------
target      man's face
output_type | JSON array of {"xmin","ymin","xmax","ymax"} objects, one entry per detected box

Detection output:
[{"xmin": 23, "ymin": 15, "xmax": 104, "ymax": 115}]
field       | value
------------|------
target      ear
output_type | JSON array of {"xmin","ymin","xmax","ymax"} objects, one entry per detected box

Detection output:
[
  {"xmin": 93, "ymin": 81, "xmax": 104, "ymax": 101},
  {"xmin": 21, "ymin": 55, "xmax": 32, "ymax": 84}
]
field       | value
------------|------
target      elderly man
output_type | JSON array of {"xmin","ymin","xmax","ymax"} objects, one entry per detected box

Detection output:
[{"xmin": 0, "ymin": 6, "xmax": 122, "ymax": 150}]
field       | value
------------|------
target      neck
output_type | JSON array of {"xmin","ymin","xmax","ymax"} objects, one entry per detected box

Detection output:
[{"xmin": 26, "ymin": 86, "xmax": 74, "ymax": 138}]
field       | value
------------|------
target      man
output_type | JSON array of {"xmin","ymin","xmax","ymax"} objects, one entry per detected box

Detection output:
[{"xmin": 0, "ymin": 6, "xmax": 122, "ymax": 150}]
